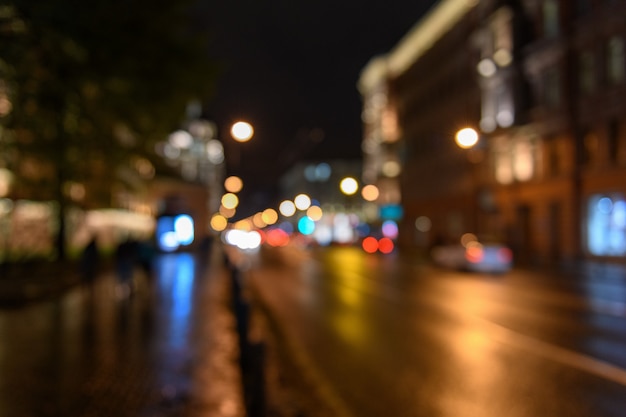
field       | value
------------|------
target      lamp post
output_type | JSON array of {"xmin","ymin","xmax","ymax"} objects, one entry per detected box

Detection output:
[
  {"xmin": 227, "ymin": 120, "xmax": 254, "ymax": 175},
  {"xmin": 454, "ymin": 126, "xmax": 485, "ymax": 236}
]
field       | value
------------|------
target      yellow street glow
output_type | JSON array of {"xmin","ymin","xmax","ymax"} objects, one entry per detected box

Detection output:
[
  {"xmin": 262, "ymin": 208, "xmax": 278, "ymax": 225},
  {"xmin": 306, "ymin": 205, "xmax": 323, "ymax": 221},
  {"xmin": 253, "ymin": 212, "xmax": 267, "ymax": 228},
  {"xmin": 224, "ymin": 176, "xmax": 243, "ymax": 193},
  {"xmin": 220, "ymin": 205, "xmax": 236, "ymax": 218},
  {"xmin": 361, "ymin": 184, "xmax": 380, "ymax": 202},
  {"xmin": 210, "ymin": 214, "xmax": 228, "ymax": 232}
]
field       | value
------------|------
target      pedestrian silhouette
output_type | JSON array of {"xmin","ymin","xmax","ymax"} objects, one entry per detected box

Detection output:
[
  {"xmin": 115, "ymin": 237, "xmax": 137, "ymax": 297},
  {"xmin": 79, "ymin": 237, "xmax": 99, "ymax": 285}
]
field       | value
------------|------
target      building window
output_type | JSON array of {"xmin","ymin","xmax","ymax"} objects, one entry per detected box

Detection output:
[
  {"xmin": 547, "ymin": 138, "xmax": 561, "ymax": 177},
  {"xmin": 544, "ymin": 68, "xmax": 561, "ymax": 107},
  {"xmin": 607, "ymin": 36, "xmax": 625, "ymax": 85},
  {"xmin": 543, "ymin": 0, "xmax": 560, "ymax": 38},
  {"xmin": 587, "ymin": 194, "xmax": 626, "ymax": 256},
  {"xmin": 579, "ymin": 51, "xmax": 597, "ymax": 95},
  {"xmin": 583, "ymin": 130, "xmax": 600, "ymax": 166},
  {"xmin": 493, "ymin": 137, "xmax": 536, "ymax": 184},
  {"xmin": 608, "ymin": 120, "xmax": 619, "ymax": 164},
  {"xmin": 512, "ymin": 139, "xmax": 535, "ymax": 181}
]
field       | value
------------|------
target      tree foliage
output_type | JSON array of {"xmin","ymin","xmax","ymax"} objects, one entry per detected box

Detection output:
[{"xmin": 0, "ymin": 0, "xmax": 216, "ymax": 258}]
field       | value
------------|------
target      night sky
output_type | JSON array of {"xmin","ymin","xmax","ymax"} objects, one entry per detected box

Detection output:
[{"xmin": 199, "ymin": 1, "xmax": 438, "ymax": 210}]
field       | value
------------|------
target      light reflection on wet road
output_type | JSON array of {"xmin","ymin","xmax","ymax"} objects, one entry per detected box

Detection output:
[
  {"xmin": 246, "ymin": 246, "xmax": 626, "ymax": 417},
  {"xmin": 0, "ymin": 251, "xmax": 244, "ymax": 417}
]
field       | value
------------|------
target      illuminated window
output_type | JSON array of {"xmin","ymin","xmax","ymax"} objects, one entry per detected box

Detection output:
[
  {"xmin": 607, "ymin": 36, "xmax": 625, "ymax": 85},
  {"xmin": 587, "ymin": 194, "xmax": 626, "ymax": 256},
  {"xmin": 513, "ymin": 140, "xmax": 534, "ymax": 181},
  {"xmin": 579, "ymin": 51, "xmax": 596, "ymax": 95},
  {"xmin": 493, "ymin": 137, "xmax": 536, "ymax": 183}
]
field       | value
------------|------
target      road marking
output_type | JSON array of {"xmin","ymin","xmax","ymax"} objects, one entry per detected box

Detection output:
[{"xmin": 481, "ymin": 318, "xmax": 626, "ymax": 387}]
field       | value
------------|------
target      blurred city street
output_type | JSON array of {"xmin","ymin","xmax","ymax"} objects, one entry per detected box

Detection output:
[
  {"xmin": 243, "ymin": 245, "xmax": 626, "ymax": 417},
  {"xmin": 3, "ymin": 243, "xmax": 626, "ymax": 417},
  {"xmin": 0, "ymin": 249, "xmax": 245, "ymax": 417},
  {"xmin": 4, "ymin": 1, "xmax": 626, "ymax": 416}
]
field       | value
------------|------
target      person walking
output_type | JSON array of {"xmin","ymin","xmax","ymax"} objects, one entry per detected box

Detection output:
[
  {"xmin": 115, "ymin": 237, "xmax": 137, "ymax": 297},
  {"xmin": 79, "ymin": 237, "xmax": 99, "ymax": 286}
]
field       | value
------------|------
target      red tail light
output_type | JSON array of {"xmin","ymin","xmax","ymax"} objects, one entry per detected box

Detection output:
[
  {"xmin": 498, "ymin": 247, "xmax": 513, "ymax": 263},
  {"xmin": 465, "ymin": 246, "xmax": 484, "ymax": 263}
]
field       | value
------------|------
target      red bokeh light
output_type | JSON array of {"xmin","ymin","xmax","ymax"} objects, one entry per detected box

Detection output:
[
  {"xmin": 378, "ymin": 237, "xmax": 394, "ymax": 254},
  {"xmin": 362, "ymin": 236, "xmax": 379, "ymax": 253},
  {"xmin": 266, "ymin": 229, "xmax": 290, "ymax": 247}
]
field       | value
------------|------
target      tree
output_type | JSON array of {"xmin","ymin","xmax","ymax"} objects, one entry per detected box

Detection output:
[{"xmin": 0, "ymin": 0, "xmax": 216, "ymax": 260}]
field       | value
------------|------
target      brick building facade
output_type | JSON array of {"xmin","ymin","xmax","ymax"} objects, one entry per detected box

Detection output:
[{"xmin": 360, "ymin": 0, "xmax": 626, "ymax": 265}]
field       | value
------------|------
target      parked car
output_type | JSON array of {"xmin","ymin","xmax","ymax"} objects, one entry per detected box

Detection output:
[{"xmin": 431, "ymin": 233, "xmax": 513, "ymax": 274}]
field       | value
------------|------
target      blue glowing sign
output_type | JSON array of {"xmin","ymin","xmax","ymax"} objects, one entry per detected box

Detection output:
[
  {"xmin": 380, "ymin": 204, "xmax": 404, "ymax": 221},
  {"xmin": 156, "ymin": 214, "xmax": 195, "ymax": 252}
]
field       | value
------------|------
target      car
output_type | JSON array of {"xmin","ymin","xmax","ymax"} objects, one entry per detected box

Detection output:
[{"xmin": 430, "ymin": 233, "xmax": 513, "ymax": 274}]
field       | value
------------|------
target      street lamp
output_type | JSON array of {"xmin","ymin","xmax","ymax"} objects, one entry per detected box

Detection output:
[
  {"xmin": 455, "ymin": 127, "xmax": 479, "ymax": 149},
  {"xmin": 340, "ymin": 177, "xmax": 359, "ymax": 196},
  {"xmin": 230, "ymin": 121, "xmax": 254, "ymax": 143}
]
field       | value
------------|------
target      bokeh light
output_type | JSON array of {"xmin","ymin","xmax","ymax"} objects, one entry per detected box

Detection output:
[
  {"xmin": 262, "ymin": 208, "xmax": 279, "ymax": 225},
  {"xmin": 461, "ymin": 232, "xmax": 478, "ymax": 247},
  {"xmin": 224, "ymin": 176, "xmax": 243, "ymax": 193},
  {"xmin": 225, "ymin": 229, "xmax": 261, "ymax": 250},
  {"xmin": 362, "ymin": 236, "xmax": 378, "ymax": 253},
  {"xmin": 168, "ymin": 130, "xmax": 193, "ymax": 149},
  {"xmin": 361, "ymin": 184, "xmax": 379, "ymax": 202},
  {"xmin": 219, "ymin": 206, "xmax": 236, "ymax": 218},
  {"xmin": 382, "ymin": 161, "xmax": 401, "ymax": 177},
  {"xmin": 221, "ymin": 193, "xmax": 239, "ymax": 209},
  {"xmin": 234, "ymin": 219, "xmax": 253, "ymax": 231},
  {"xmin": 231, "ymin": 121, "xmax": 254, "ymax": 142},
  {"xmin": 174, "ymin": 214, "xmax": 195, "ymax": 245},
  {"xmin": 210, "ymin": 214, "xmax": 228, "ymax": 231},
  {"xmin": 206, "ymin": 140, "xmax": 225, "ymax": 164},
  {"xmin": 266, "ymin": 228, "xmax": 290, "ymax": 247},
  {"xmin": 306, "ymin": 205, "xmax": 323, "ymax": 221},
  {"xmin": 253, "ymin": 212, "xmax": 267, "ymax": 228},
  {"xmin": 294, "ymin": 194, "xmax": 312, "ymax": 210},
  {"xmin": 378, "ymin": 237, "xmax": 394, "ymax": 254},
  {"xmin": 382, "ymin": 220, "xmax": 399, "ymax": 240},
  {"xmin": 455, "ymin": 127, "xmax": 479, "ymax": 149},
  {"xmin": 340, "ymin": 177, "xmax": 359, "ymax": 195},
  {"xmin": 298, "ymin": 216, "xmax": 315, "ymax": 235},
  {"xmin": 415, "ymin": 216, "xmax": 432, "ymax": 232},
  {"xmin": 279, "ymin": 200, "xmax": 296, "ymax": 217}
]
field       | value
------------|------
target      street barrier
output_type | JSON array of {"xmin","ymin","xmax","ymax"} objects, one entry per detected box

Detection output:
[{"xmin": 227, "ymin": 259, "xmax": 266, "ymax": 417}]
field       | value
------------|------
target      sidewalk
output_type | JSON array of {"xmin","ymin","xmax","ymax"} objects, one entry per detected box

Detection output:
[
  {"xmin": 0, "ymin": 248, "xmax": 306, "ymax": 417},
  {"xmin": 0, "ymin": 259, "xmax": 83, "ymax": 307}
]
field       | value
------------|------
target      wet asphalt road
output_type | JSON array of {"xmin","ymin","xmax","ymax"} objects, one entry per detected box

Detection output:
[
  {"xmin": 243, "ymin": 245, "xmax": 626, "ymax": 417},
  {"xmin": 0, "ymin": 251, "xmax": 245, "ymax": 417}
]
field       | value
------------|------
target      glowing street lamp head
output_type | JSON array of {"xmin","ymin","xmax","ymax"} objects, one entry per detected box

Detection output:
[
  {"xmin": 455, "ymin": 127, "xmax": 479, "ymax": 149},
  {"xmin": 231, "ymin": 121, "xmax": 254, "ymax": 142},
  {"xmin": 340, "ymin": 177, "xmax": 359, "ymax": 195}
]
